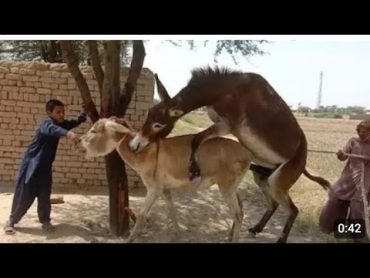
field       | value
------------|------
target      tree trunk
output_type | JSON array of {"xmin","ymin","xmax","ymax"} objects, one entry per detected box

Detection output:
[
  {"xmin": 60, "ymin": 40, "xmax": 146, "ymax": 237},
  {"xmin": 101, "ymin": 40, "xmax": 130, "ymax": 236},
  {"xmin": 40, "ymin": 41, "xmax": 48, "ymax": 62},
  {"xmin": 47, "ymin": 41, "xmax": 63, "ymax": 63},
  {"xmin": 104, "ymin": 151, "xmax": 129, "ymax": 235}
]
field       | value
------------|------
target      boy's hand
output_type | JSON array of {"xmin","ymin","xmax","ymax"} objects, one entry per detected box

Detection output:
[
  {"xmin": 79, "ymin": 104, "xmax": 87, "ymax": 123},
  {"xmin": 336, "ymin": 150, "xmax": 347, "ymax": 161},
  {"xmin": 66, "ymin": 131, "xmax": 78, "ymax": 143},
  {"xmin": 78, "ymin": 113, "xmax": 87, "ymax": 123}
]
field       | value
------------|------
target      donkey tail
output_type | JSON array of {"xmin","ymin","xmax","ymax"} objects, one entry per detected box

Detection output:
[{"xmin": 303, "ymin": 168, "xmax": 331, "ymax": 190}]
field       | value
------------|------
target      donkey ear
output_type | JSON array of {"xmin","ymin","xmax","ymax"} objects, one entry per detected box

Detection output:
[
  {"xmin": 154, "ymin": 73, "xmax": 171, "ymax": 102},
  {"xmin": 109, "ymin": 116, "xmax": 132, "ymax": 129},
  {"xmin": 168, "ymin": 108, "xmax": 184, "ymax": 118},
  {"xmin": 105, "ymin": 120, "xmax": 131, "ymax": 134}
]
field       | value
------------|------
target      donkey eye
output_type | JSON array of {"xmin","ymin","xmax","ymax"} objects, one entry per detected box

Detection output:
[
  {"xmin": 90, "ymin": 130, "xmax": 97, "ymax": 133},
  {"xmin": 153, "ymin": 123, "xmax": 164, "ymax": 129}
]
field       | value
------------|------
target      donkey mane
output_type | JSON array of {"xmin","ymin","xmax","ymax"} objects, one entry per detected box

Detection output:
[
  {"xmin": 188, "ymin": 66, "xmax": 244, "ymax": 86},
  {"xmin": 171, "ymin": 66, "xmax": 245, "ymax": 107}
]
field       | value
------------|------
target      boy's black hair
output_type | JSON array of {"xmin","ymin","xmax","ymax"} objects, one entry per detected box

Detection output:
[{"xmin": 46, "ymin": 99, "xmax": 64, "ymax": 112}]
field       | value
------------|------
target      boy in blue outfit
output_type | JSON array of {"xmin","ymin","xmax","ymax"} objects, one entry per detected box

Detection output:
[{"xmin": 3, "ymin": 99, "xmax": 86, "ymax": 235}]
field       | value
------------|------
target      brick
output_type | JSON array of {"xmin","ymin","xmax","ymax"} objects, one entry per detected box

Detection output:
[
  {"xmin": 1, "ymin": 100, "xmax": 16, "ymax": 106},
  {"xmin": 25, "ymin": 81, "xmax": 42, "ymax": 87},
  {"xmin": 54, "ymin": 78, "xmax": 67, "ymax": 84},
  {"xmin": 66, "ymin": 173, "xmax": 81, "ymax": 179},
  {"xmin": 41, "ymin": 82, "xmax": 52, "ymax": 89},
  {"xmin": 37, "ymin": 88, "xmax": 51, "ymax": 95},
  {"xmin": 9, "ymin": 118, "xmax": 19, "ymax": 124},
  {"xmin": 0, "ymin": 158, "xmax": 15, "ymax": 164},
  {"xmin": 53, "ymin": 89, "xmax": 68, "ymax": 96},
  {"xmin": 39, "ymin": 77, "xmax": 53, "ymax": 83},
  {"xmin": 20, "ymin": 87, "xmax": 36, "ymax": 93},
  {"xmin": 11, "ymin": 140, "xmax": 20, "ymax": 146},
  {"xmin": 21, "ymin": 130, "xmax": 34, "ymax": 136},
  {"xmin": 59, "ymin": 84, "xmax": 68, "ymax": 90},
  {"xmin": 19, "ymin": 69, "xmax": 36, "ymax": 75},
  {"xmin": 16, "ymin": 81, "xmax": 26, "ymax": 86},
  {"xmin": 54, "ymin": 161, "xmax": 66, "ymax": 167},
  {"xmin": 0, "ymin": 111, "xmax": 16, "ymax": 118},
  {"xmin": 21, "ymin": 106, "xmax": 30, "ymax": 113},
  {"xmin": 49, "ymin": 64, "xmax": 68, "ymax": 71},
  {"xmin": 18, "ymin": 135, "xmax": 31, "ymax": 141},
  {"xmin": 86, "ymin": 169, "xmax": 96, "ymax": 174},
  {"xmin": 6, "ymin": 73, "xmax": 21, "ymax": 80},
  {"xmin": 0, "ymin": 66, "xmax": 10, "ymax": 73},
  {"xmin": 77, "ymin": 179, "xmax": 86, "ymax": 184},
  {"xmin": 50, "ymin": 83, "xmax": 58, "ymax": 89},
  {"xmin": 23, "ymin": 76, "xmax": 39, "ymax": 82},
  {"xmin": 36, "ymin": 71, "xmax": 52, "ymax": 77},
  {"xmin": 53, "ymin": 172, "xmax": 65, "ymax": 178},
  {"xmin": 67, "ymin": 83, "xmax": 76, "ymax": 90},
  {"xmin": 3, "ymin": 86, "xmax": 19, "ymax": 92},
  {"xmin": 51, "ymin": 72, "xmax": 61, "ymax": 78},
  {"xmin": 60, "ymin": 72, "xmax": 71, "ymax": 78}
]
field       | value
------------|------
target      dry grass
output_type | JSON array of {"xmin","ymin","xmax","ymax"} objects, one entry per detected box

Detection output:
[{"xmin": 172, "ymin": 112, "xmax": 361, "ymax": 243}]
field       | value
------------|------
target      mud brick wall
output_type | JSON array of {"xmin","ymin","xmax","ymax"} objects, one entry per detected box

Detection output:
[{"xmin": 0, "ymin": 61, "xmax": 154, "ymax": 188}]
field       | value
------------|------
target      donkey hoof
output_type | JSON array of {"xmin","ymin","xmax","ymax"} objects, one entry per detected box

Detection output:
[
  {"xmin": 247, "ymin": 228, "xmax": 257, "ymax": 238},
  {"xmin": 189, "ymin": 164, "xmax": 201, "ymax": 181},
  {"xmin": 276, "ymin": 237, "xmax": 287, "ymax": 244}
]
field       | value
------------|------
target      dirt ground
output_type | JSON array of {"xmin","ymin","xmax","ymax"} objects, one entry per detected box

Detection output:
[{"xmin": 0, "ymin": 184, "xmax": 334, "ymax": 244}]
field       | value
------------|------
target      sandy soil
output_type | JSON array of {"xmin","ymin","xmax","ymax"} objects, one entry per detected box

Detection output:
[{"xmin": 0, "ymin": 184, "xmax": 331, "ymax": 244}]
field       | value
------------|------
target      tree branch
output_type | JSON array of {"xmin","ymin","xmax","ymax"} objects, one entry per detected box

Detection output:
[
  {"xmin": 60, "ymin": 40, "xmax": 100, "ymax": 123},
  {"xmin": 87, "ymin": 41, "xmax": 104, "ymax": 99},
  {"xmin": 101, "ymin": 41, "xmax": 121, "ymax": 117},
  {"xmin": 121, "ymin": 40, "xmax": 146, "ymax": 116}
]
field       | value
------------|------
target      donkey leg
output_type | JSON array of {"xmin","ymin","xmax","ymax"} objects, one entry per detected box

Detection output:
[
  {"xmin": 248, "ymin": 171, "xmax": 279, "ymax": 237},
  {"xmin": 271, "ymin": 190, "xmax": 298, "ymax": 244},
  {"xmin": 127, "ymin": 188, "xmax": 160, "ymax": 243},
  {"xmin": 267, "ymin": 162, "xmax": 301, "ymax": 243},
  {"xmin": 163, "ymin": 189, "xmax": 180, "ymax": 235},
  {"xmin": 189, "ymin": 121, "xmax": 230, "ymax": 181},
  {"xmin": 218, "ymin": 184, "xmax": 244, "ymax": 243}
]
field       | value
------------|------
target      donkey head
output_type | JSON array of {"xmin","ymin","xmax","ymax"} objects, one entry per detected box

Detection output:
[{"xmin": 129, "ymin": 74, "xmax": 184, "ymax": 152}]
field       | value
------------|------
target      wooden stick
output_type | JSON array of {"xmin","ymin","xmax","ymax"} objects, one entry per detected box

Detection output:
[
  {"xmin": 360, "ymin": 162, "xmax": 370, "ymax": 240},
  {"xmin": 50, "ymin": 195, "xmax": 64, "ymax": 204}
]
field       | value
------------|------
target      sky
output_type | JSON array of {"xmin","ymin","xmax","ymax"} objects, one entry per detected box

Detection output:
[{"xmin": 143, "ymin": 38, "xmax": 370, "ymax": 109}]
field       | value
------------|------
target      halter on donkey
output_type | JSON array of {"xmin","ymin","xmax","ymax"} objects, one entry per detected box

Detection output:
[{"xmin": 129, "ymin": 66, "xmax": 330, "ymax": 243}]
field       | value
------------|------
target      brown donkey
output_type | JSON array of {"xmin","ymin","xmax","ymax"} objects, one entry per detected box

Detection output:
[{"xmin": 129, "ymin": 66, "xmax": 331, "ymax": 243}]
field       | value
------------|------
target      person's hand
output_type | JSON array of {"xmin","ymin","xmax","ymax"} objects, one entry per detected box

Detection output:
[
  {"xmin": 79, "ymin": 104, "xmax": 87, "ymax": 123},
  {"xmin": 66, "ymin": 131, "xmax": 78, "ymax": 143},
  {"xmin": 336, "ymin": 150, "xmax": 347, "ymax": 161},
  {"xmin": 78, "ymin": 112, "xmax": 87, "ymax": 123}
]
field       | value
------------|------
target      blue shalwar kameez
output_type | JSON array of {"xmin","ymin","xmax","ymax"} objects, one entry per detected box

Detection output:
[{"xmin": 9, "ymin": 115, "xmax": 85, "ymax": 225}]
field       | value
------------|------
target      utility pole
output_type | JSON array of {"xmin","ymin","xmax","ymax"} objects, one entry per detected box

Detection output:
[{"xmin": 316, "ymin": 71, "xmax": 323, "ymax": 109}]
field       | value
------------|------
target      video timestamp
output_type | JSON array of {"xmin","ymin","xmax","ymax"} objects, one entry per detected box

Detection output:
[{"xmin": 334, "ymin": 219, "xmax": 366, "ymax": 239}]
